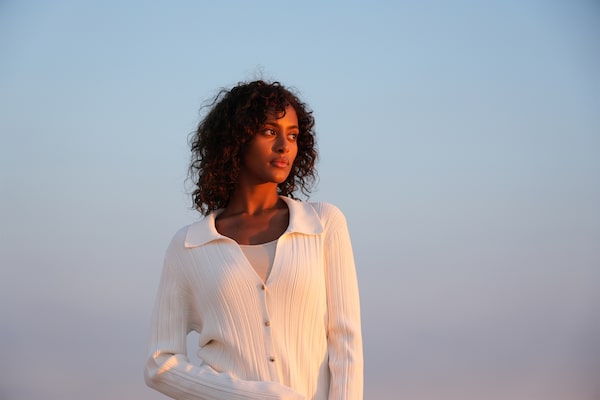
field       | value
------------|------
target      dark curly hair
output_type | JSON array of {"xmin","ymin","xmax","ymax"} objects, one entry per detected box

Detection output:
[{"xmin": 189, "ymin": 80, "xmax": 318, "ymax": 215}]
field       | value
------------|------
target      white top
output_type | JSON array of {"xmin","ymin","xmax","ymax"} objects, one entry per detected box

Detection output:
[
  {"xmin": 145, "ymin": 196, "xmax": 363, "ymax": 400},
  {"xmin": 239, "ymin": 239, "xmax": 278, "ymax": 282}
]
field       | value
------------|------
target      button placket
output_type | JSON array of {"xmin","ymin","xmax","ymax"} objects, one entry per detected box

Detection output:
[{"xmin": 258, "ymin": 282, "xmax": 280, "ymax": 379}]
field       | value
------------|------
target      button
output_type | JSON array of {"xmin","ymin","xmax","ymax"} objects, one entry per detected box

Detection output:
[
  {"xmin": 264, "ymin": 321, "xmax": 271, "ymax": 327},
  {"xmin": 269, "ymin": 356, "xmax": 275, "ymax": 362},
  {"xmin": 261, "ymin": 284, "xmax": 266, "ymax": 290}
]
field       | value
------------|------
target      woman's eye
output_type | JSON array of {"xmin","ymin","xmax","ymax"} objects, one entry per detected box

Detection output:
[
  {"xmin": 264, "ymin": 128, "xmax": 277, "ymax": 136},
  {"xmin": 288, "ymin": 133, "xmax": 298, "ymax": 140}
]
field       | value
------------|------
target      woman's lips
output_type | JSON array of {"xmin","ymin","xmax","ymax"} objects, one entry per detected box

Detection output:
[{"xmin": 271, "ymin": 158, "xmax": 289, "ymax": 168}]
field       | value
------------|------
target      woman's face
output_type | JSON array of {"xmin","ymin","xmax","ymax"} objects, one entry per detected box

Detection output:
[{"xmin": 239, "ymin": 105, "xmax": 299, "ymax": 187}]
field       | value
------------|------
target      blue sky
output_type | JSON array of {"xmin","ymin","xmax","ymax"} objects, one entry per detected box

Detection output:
[{"xmin": 1, "ymin": 1, "xmax": 599, "ymax": 399}]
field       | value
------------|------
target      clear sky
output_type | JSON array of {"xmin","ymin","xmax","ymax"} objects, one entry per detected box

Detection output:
[{"xmin": 1, "ymin": 1, "xmax": 599, "ymax": 399}]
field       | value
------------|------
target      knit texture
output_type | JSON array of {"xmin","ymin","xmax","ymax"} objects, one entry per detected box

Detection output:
[{"xmin": 145, "ymin": 197, "xmax": 363, "ymax": 400}]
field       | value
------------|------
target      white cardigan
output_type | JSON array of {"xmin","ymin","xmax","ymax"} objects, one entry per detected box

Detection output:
[{"xmin": 145, "ymin": 197, "xmax": 363, "ymax": 400}]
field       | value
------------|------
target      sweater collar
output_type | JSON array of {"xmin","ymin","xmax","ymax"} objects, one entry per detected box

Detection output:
[{"xmin": 184, "ymin": 196, "xmax": 323, "ymax": 248}]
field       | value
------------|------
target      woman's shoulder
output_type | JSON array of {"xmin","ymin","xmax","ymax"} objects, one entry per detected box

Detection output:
[
  {"xmin": 306, "ymin": 200, "xmax": 342, "ymax": 215},
  {"xmin": 281, "ymin": 196, "xmax": 349, "ymax": 232},
  {"xmin": 305, "ymin": 200, "xmax": 349, "ymax": 227},
  {"xmin": 165, "ymin": 214, "xmax": 215, "ymax": 253},
  {"xmin": 163, "ymin": 224, "xmax": 193, "ymax": 254}
]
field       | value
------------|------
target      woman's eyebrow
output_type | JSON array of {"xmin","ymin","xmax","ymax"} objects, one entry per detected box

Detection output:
[{"xmin": 263, "ymin": 121, "xmax": 300, "ymax": 130}]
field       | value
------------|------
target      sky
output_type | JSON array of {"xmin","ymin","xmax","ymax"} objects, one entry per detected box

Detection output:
[{"xmin": 1, "ymin": 0, "xmax": 599, "ymax": 399}]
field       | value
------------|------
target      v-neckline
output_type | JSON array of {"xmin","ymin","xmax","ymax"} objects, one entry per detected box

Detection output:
[{"xmin": 235, "ymin": 238, "xmax": 282, "ymax": 285}]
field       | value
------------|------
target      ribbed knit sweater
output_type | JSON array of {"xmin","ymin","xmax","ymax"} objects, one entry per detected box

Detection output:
[{"xmin": 145, "ymin": 196, "xmax": 363, "ymax": 400}]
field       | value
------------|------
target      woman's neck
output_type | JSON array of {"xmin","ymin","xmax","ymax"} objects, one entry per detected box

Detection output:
[
  {"xmin": 215, "ymin": 185, "xmax": 289, "ymax": 245},
  {"xmin": 223, "ymin": 184, "xmax": 282, "ymax": 217}
]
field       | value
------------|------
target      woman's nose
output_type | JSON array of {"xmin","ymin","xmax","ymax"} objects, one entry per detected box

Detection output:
[{"xmin": 276, "ymin": 137, "xmax": 289, "ymax": 153}]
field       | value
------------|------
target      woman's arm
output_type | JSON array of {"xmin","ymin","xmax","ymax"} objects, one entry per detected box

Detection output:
[
  {"xmin": 323, "ymin": 205, "xmax": 364, "ymax": 400},
  {"xmin": 145, "ymin": 351, "xmax": 303, "ymax": 400}
]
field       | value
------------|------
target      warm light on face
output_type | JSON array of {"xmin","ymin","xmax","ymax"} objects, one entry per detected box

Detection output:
[{"xmin": 239, "ymin": 105, "xmax": 299, "ymax": 187}]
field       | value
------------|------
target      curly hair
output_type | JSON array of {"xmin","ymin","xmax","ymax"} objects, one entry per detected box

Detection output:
[{"xmin": 189, "ymin": 80, "xmax": 318, "ymax": 215}]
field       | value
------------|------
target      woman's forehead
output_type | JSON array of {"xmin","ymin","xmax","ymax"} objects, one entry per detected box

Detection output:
[{"xmin": 264, "ymin": 104, "xmax": 295, "ymax": 120}]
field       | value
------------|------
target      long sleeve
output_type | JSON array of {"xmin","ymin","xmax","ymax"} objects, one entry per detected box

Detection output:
[
  {"xmin": 322, "ymin": 206, "xmax": 363, "ymax": 400},
  {"xmin": 144, "ymin": 236, "xmax": 304, "ymax": 400}
]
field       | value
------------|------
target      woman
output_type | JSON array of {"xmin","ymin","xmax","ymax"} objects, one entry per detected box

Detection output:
[{"xmin": 145, "ymin": 80, "xmax": 363, "ymax": 400}]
